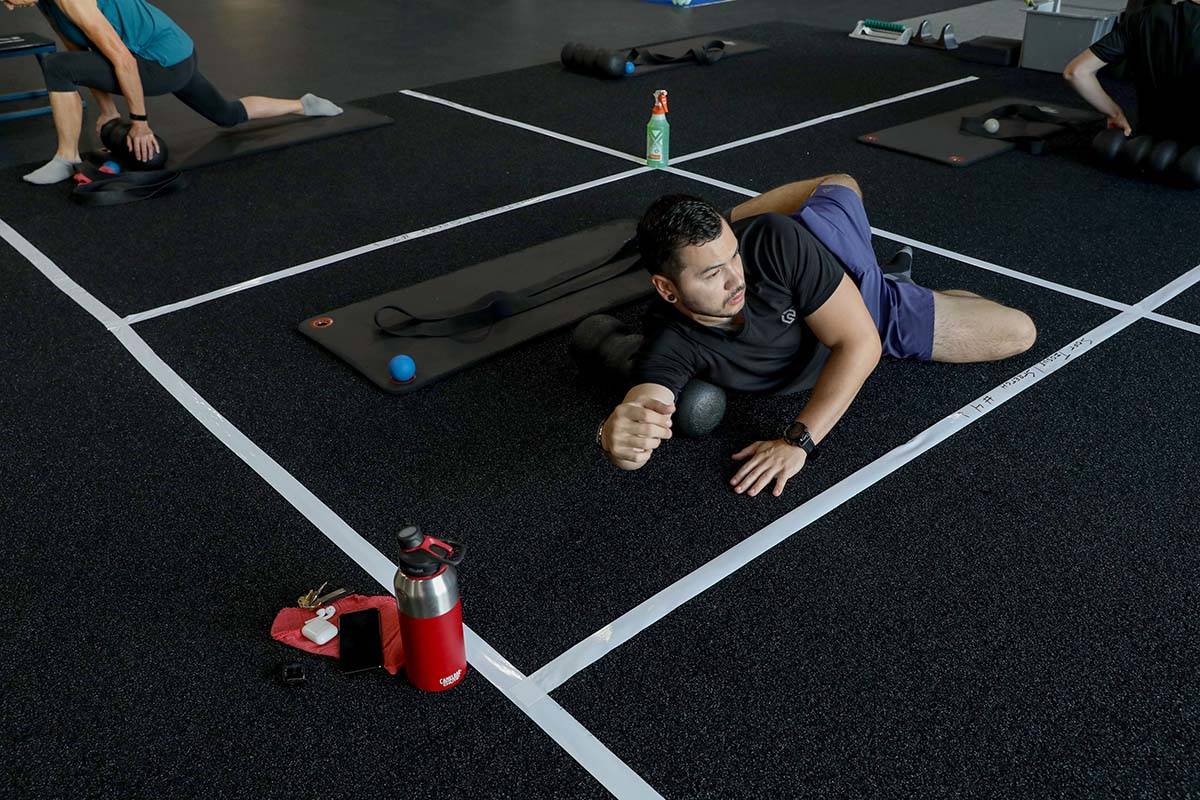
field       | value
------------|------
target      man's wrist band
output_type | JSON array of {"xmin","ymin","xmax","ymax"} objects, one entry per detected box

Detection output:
[{"xmin": 130, "ymin": 112, "xmax": 148, "ymax": 122}]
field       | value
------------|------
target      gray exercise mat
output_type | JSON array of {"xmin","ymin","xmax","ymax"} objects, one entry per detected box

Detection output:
[
  {"xmin": 859, "ymin": 96, "xmax": 1101, "ymax": 167},
  {"xmin": 167, "ymin": 103, "xmax": 393, "ymax": 171},
  {"xmin": 300, "ymin": 220, "xmax": 653, "ymax": 394}
]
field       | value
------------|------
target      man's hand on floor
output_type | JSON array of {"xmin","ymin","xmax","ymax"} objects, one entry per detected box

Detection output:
[{"xmin": 731, "ymin": 439, "xmax": 807, "ymax": 497}]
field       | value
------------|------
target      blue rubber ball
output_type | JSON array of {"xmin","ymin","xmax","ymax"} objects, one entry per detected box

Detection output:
[{"xmin": 388, "ymin": 354, "xmax": 416, "ymax": 383}]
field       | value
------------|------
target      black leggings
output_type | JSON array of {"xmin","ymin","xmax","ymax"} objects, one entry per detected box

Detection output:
[{"xmin": 40, "ymin": 49, "xmax": 249, "ymax": 127}]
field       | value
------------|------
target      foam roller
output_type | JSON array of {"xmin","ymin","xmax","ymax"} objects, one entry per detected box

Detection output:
[{"xmin": 560, "ymin": 42, "xmax": 632, "ymax": 79}]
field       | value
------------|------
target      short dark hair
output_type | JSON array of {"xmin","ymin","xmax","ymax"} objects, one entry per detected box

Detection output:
[{"xmin": 636, "ymin": 195, "xmax": 725, "ymax": 282}]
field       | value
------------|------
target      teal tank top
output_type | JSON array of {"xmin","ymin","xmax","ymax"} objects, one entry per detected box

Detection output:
[{"xmin": 39, "ymin": 0, "xmax": 193, "ymax": 68}]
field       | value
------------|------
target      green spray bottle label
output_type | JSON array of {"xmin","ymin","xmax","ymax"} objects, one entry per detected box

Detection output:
[{"xmin": 646, "ymin": 89, "xmax": 670, "ymax": 168}]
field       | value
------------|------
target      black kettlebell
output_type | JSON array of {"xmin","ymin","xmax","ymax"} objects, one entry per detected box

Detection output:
[
  {"xmin": 1175, "ymin": 146, "xmax": 1200, "ymax": 189},
  {"xmin": 101, "ymin": 117, "xmax": 169, "ymax": 170},
  {"xmin": 1117, "ymin": 135, "xmax": 1155, "ymax": 171},
  {"xmin": 1146, "ymin": 139, "xmax": 1180, "ymax": 178},
  {"xmin": 1092, "ymin": 128, "xmax": 1126, "ymax": 163}
]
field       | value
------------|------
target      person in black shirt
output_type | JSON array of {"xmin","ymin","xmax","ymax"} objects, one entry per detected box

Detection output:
[
  {"xmin": 597, "ymin": 174, "xmax": 1038, "ymax": 497},
  {"xmin": 1064, "ymin": 0, "xmax": 1200, "ymax": 144}
]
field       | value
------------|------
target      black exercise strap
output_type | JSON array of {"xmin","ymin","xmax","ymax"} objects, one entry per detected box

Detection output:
[
  {"xmin": 71, "ymin": 169, "xmax": 189, "ymax": 207},
  {"xmin": 628, "ymin": 39, "xmax": 727, "ymax": 67},
  {"xmin": 960, "ymin": 104, "xmax": 1101, "ymax": 155},
  {"xmin": 374, "ymin": 237, "xmax": 642, "ymax": 339}
]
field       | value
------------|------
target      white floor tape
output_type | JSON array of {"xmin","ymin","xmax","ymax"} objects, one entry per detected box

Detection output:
[
  {"xmin": 401, "ymin": 89, "xmax": 646, "ymax": 165},
  {"xmin": 1, "ymin": 217, "xmax": 663, "ymax": 800},
  {"xmin": 120, "ymin": 166, "xmax": 650, "ymax": 326}
]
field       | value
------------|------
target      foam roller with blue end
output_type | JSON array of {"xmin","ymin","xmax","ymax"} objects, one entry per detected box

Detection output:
[{"xmin": 560, "ymin": 42, "xmax": 629, "ymax": 79}]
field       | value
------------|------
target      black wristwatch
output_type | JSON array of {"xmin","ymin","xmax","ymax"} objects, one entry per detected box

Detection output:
[{"xmin": 782, "ymin": 420, "xmax": 815, "ymax": 455}]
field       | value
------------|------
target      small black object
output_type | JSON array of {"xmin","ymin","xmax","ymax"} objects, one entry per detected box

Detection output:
[
  {"xmin": 338, "ymin": 608, "xmax": 384, "ymax": 674},
  {"xmin": 1176, "ymin": 146, "xmax": 1200, "ymax": 188},
  {"xmin": 1092, "ymin": 128, "xmax": 1126, "ymax": 163},
  {"xmin": 1117, "ymin": 135, "xmax": 1155, "ymax": 171},
  {"xmin": 1146, "ymin": 139, "xmax": 1180, "ymax": 177},
  {"xmin": 674, "ymin": 378, "xmax": 726, "ymax": 437},
  {"xmin": 100, "ymin": 117, "xmax": 169, "ymax": 170},
  {"xmin": 955, "ymin": 36, "xmax": 1021, "ymax": 66},
  {"xmin": 278, "ymin": 661, "xmax": 306, "ymax": 686},
  {"xmin": 570, "ymin": 314, "xmax": 642, "ymax": 375}
]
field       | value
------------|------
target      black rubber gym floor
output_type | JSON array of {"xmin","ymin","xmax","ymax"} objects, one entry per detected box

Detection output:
[{"xmin": 4, "ymin": 17, "xmax": 1197, "ymax": 800}]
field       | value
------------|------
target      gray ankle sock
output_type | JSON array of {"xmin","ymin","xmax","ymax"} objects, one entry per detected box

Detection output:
[
  {"xmin": 301, "ymin": 93, "xmax": 342, "ymax": 117},
  {"xmin": 23, "ymin": 156, "xmax": 80, "ymax": 185},
  {"xmin": 883, "ymin": 246, "xmax": 914, "ymax": 285}
]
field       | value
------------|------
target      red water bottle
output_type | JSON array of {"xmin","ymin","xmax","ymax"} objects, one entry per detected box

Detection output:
[{"xmin": 394, "ymin": 524, "xmax": 467, "ymax": 691}]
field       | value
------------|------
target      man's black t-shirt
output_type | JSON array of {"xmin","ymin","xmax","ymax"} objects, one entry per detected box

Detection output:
[
  {"xmin": 1090, "ymin": 1, "xmax": 1200, "ymax": 143},
  {"xmin": 632, "ymin": 213, "xmax": 843, "ymax": 398}
]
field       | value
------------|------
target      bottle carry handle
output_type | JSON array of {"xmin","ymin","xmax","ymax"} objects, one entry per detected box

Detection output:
[{"xmin": 405, "ymin": 534, "xmax": 465, "ymax": 567}]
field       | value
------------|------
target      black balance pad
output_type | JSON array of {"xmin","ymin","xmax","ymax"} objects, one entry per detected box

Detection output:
[
  {"xmin": 165, "ymin": 103, "xmax": 393, "ymax": 171},
  {"xmin": 300, "ymin": 220, "xmax": 652, "ymax": 393},
  {"xmin": 859, "ymin": 96, "xmax": 1100, "ymax": 167}
]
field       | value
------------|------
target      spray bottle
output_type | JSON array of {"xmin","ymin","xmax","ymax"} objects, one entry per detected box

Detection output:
[{"xmin": 646, "ymin": 89, "xmax": 670, "ymax": 169}]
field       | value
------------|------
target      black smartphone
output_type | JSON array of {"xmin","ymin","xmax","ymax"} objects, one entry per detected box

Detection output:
[{"xmin": 338, "ymin": 608, "xmax": 383, "ymax": 674}]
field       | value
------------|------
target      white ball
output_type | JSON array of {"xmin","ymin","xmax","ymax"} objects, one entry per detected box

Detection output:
[{"xmin": 984, "ymin": 118, "xmax": 1000, "ymax": 134}]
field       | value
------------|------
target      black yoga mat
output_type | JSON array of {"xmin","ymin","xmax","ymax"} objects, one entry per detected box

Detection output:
[
  {"xmin": 299, "ymin": 220, "xmax": 652, "ymax": 393},
  {"xmin": 859, "ymin": 97, "xmax": 1101, "ymax": 167},
  {"xmin": 165, "ymin": 103, "xmax": 393, "ymax": 171}
]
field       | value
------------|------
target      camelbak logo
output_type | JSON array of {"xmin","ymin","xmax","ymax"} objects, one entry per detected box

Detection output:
[
  {"xmin": 781, "ymin": 308, "xmax": 796, "ymax": 325},
  {"xmin": 648, "ymin": 131, "xmax": 664, "ymax": 161},
  {"xmin": 439, "ymin": 668, "xmax": 463, "ymax": 687}
]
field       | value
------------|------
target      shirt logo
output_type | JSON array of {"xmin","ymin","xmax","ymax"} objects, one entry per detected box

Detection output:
[{"xmin": 781, "ymin": 308, "xmax": 796, "ymax": 325}]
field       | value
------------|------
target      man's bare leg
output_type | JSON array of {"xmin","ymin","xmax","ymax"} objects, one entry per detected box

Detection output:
[
  {"xmin": 931, "ymin": 291, "xmax": 1037, "ymax": 362},
  {"xmin": 729, "ymin": 173, "xmax": 862, "ymax": 221}
]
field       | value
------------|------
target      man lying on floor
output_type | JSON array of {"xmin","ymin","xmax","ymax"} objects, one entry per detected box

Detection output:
[{"xmin": 597, "ymin": 174, "xmax": 1037, "ymax": 497}]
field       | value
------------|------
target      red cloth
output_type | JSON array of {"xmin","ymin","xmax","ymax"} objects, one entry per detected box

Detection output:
[{"xmin": 271, "ymin": 594, "xmax": 404, "ymax": 675}]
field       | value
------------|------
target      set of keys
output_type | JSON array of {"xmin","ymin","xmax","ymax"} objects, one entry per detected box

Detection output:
[{"xmin": 296, "ymin": 581, "xmax": 350, "ymax": 610}]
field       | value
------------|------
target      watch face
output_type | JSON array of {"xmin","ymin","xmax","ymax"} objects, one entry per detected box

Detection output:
[{"xmin": 784, "ymin": 421, "xmax": 809, "ymax": 442}]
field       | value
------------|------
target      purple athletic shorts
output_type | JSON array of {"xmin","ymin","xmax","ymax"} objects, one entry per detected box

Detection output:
[{"xmin": 793, "ymin": 184, "xmax": 935, "ymax": 361}]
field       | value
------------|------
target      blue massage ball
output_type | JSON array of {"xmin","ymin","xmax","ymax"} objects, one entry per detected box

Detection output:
[
  {"xmin": 388, "ymin": 354, "xmax": 416, "ymax": 383},
  {"xmin": 100, "ymin": 160, "xmax": 122, "ymax": 175}
]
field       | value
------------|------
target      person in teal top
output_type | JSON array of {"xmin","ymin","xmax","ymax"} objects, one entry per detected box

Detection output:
[{"xmin": 4, "ymin": 0, "xmax": 345, "ymax": 184}]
